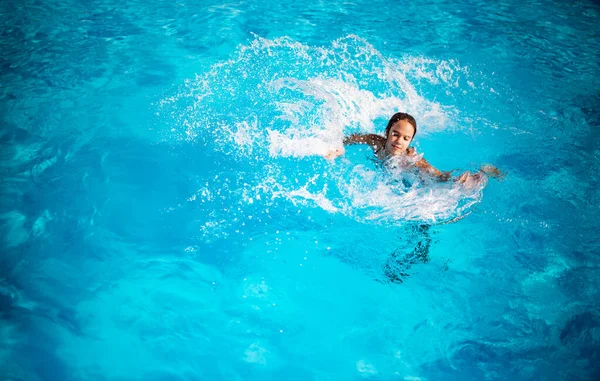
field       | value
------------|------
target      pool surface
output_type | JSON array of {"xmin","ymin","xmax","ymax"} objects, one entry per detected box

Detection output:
[{"xmin": 1, "ymin": 0, "xmax": 600, "ymax": 380}]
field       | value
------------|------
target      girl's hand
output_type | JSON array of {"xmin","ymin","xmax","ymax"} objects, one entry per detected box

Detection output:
[
  {"xmin": 480, "ymin": 164, "xmax": 505, "ymax": 180},
  {"xmin": 457, "ymin": 172, "xmax": 471, "ymax": 184},
  {"xmin": 457, "ymin": 171, "xmax": 486, "ymax": 189},
  {"xmin": 324, "ymin": 147, "xmax": 344, "ymax": 160}
]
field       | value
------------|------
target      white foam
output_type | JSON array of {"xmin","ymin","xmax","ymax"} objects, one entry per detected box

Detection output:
[
  {"xmin": 284, "ymin": 187, "xmax": 339, "ymax": 213},
  {"xmin": 336, "ymin": 164, "xmax": 484, "ymax": 224},
  {"xmin": 163, "ymin": 34, "xmax": 453, "ymax": 156}
]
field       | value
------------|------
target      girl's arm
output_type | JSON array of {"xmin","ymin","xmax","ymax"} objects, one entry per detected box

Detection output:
[
  {"xmin": 414, "ymin": 153, "xmax": 504, "ymax": 183},
  {"xmin": 414, "ymin": 157, "xmax": 452, "ymax": 181},
  {"xmin": 343, "ymin": 134, "xmax": 385, "ymax": 151},
  {"xmin": 416, "ymin": 160, "xmax": 504, "ymax": 186},
  {"xmin": 325, "ymin": 134, "xmax": 385, "ymax": 159}
]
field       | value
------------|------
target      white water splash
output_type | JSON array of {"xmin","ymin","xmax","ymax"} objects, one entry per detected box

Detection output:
[{"xmin": 164, "ymin": 35, "xmax": 486, "ymax": 225}]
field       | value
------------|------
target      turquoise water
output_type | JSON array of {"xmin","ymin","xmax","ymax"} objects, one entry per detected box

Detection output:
[{"xmin": 1, "ymin": 0, "xmax": 600, "ymax": 380}]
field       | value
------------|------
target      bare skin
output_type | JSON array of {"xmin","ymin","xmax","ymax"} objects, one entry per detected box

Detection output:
[{"xmin": 325, "ymin": 120, "xmax": 503, "ymax": 184}]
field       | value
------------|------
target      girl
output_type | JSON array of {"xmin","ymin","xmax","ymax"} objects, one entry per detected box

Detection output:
[{"xmin": 325, "ymin": 112, "xmax": 502, "ymax": 184}]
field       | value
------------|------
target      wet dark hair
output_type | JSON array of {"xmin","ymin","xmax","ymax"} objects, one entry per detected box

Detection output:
[{"xmin": 384, "ymin": 112, "xmax": 417, "ymax": 140}]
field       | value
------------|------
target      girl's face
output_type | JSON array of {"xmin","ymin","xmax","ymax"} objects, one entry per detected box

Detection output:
[{"xmin": 385, "ymin": 120, "xmax": 415, "ymax": 156}]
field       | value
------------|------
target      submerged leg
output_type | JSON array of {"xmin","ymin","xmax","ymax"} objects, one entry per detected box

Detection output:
[{"xmin": 382, "ymin": 224, "xmax": 432, "ymax": 284}]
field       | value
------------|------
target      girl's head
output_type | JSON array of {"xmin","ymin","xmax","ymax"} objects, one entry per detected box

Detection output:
[{"xmin": 384, "ymin": 112, "xmax": 417, "ymax": 156}]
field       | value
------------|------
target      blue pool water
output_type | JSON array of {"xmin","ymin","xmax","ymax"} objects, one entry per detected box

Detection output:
[{"xmin": 1, "ymin": 0, "xmax": 600, "ymax": 380}]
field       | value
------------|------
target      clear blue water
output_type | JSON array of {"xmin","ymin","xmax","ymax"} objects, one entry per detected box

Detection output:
[{"xmin": 1, "ymin": 0, "xmax": 599, "ymax": 380}]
